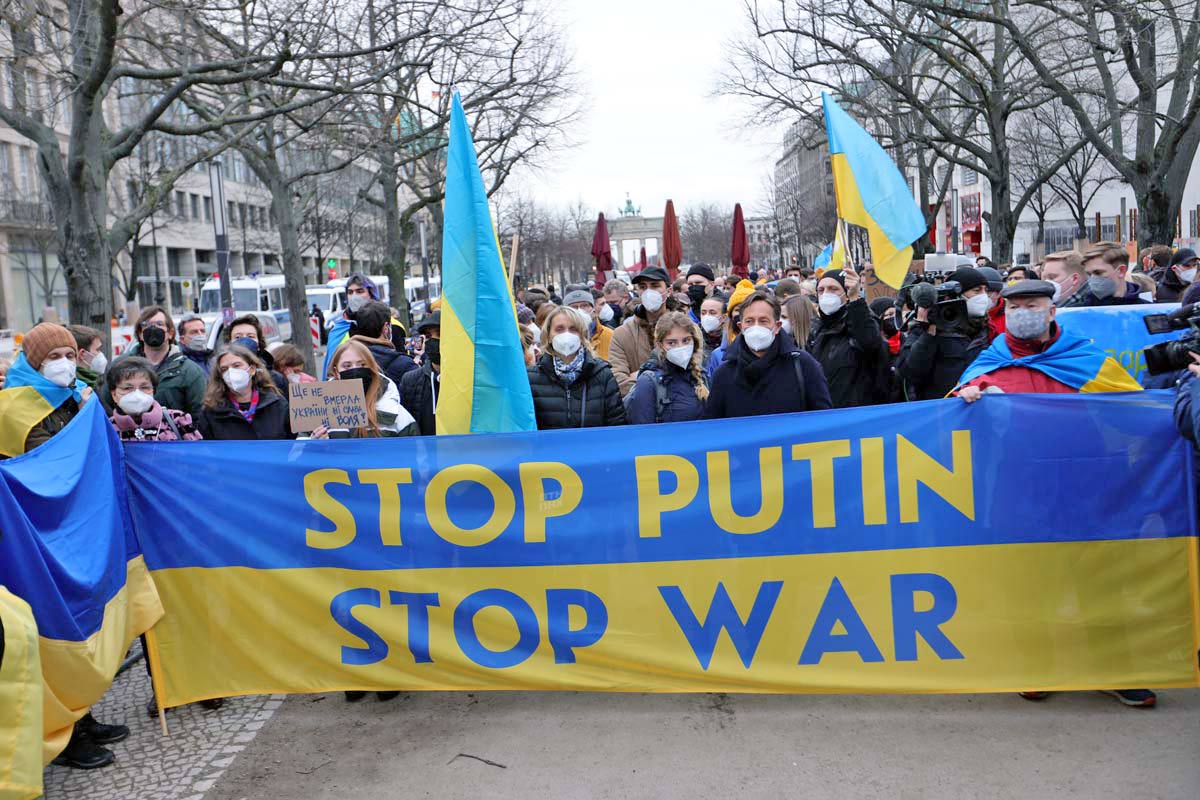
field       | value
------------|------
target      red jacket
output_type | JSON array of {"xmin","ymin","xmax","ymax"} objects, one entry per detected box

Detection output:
[
  {"xmin": 959, "ymin": 324, "xmax": 1076, "ymax": 395},
  {"xmin": 987, "ymin": 298, "xmax": 1006, "ymax": 343}
]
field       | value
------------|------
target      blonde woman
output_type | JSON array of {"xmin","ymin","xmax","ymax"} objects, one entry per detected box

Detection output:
[
  {"xmin": 625, "ymin": 311, "xmax": 709, "ymax": 424},
  {"xmin": 781, "ymin": 295, "xmax": 815, "ymax": 351},
  {"xmin": 526, "ymin": 306, "xmax": 625, "ymax": 429},
  {"xmin": 317, "ymin": 339, "xmax": 417, "ymax": 438},
  {"xmin": 196, "ymin": 344, "xmax": 294, "ymax": 440}
]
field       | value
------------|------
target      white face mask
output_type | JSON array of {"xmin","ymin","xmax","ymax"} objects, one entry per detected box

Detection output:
[
  {"xmin": 966, "ymin": 293, "xmax": 991, "ymax": 318},
  {"xmin": 665, "ymin": 342, "xmax": 694, "ymax": 369},
  {"xmin": 186, "ymin": 334, "xmax": 208, "ymax": 352},
  {"xmin": 40, "ymin": 358, "xmax": 77, "ymax": 388},
  {"xmin": 1182, "ymin": 267, "xmax": 1198, "ymax": 283},
  {"xmin": 640, "ymin": 289, "xmax": 664, "ymax": 313},
  {"xmin": 700, "ymin": 315, "xmax": 722, "ymax": 334},
  {"xmin": 117, "ymin": 390, "xmax": 155, "ymax": 415},
  {"xmin": 87, "ymin": 351, "xmax": 108, "ymax": 374},
  {"xmin": 743, "ymin": 325, "xmax": 776, "ymax": 352},
  {"xmin": 287, "ymin": 372, "xmax": 302, "ymax": 384},
  {"xmin": 598, "ymin": 303, "xmax": 614, "ymax": 323},
  {"xmin": 552, "ymin": 331, "xmax": 581, "ymax": 357},
  {"xmin": 223, "ymin": 367, "xmax": 252, "ymax": 393},
  {"xmin": 347, "ymin": 293, "xmax": 369, "ymax": 313},
  {"xmin": 818, "ymin": 293, "xmax": 844, "ymax": 316},
  {"xmin": 781, "ymin": 319, "xmax": 792, "ymax": 335}
]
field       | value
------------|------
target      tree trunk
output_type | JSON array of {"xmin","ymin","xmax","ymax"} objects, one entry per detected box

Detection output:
[
  {"xmin": 1135, "ymin": 182, "xmax": 1178, "ymax": 249},
  {"xmin": 262, "ymin": 164, "xmax": 318, "ymax": 375},
  {"xmin": 377, "ymin": 154, "xmax": 411, "ymax": 328},
  {"xmin": 986, "ymin": 170, "xmax": 1015, "ymax": 265}
]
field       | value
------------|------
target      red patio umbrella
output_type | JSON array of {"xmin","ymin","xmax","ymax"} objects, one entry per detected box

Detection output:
[
  {"xmin": 639, "ymin": 246, "xmax": 648, "ymax": 270},
  {"xmin": 731, "ymin": 202, "xmax": 750, "ymax": 279},
  {"xmin": 591, "ymin": 213, "xmax": 613, "ymax": 289},
  {"xmin": 661, "ymin": 200, "xmax": 682, "ymax": 282}
]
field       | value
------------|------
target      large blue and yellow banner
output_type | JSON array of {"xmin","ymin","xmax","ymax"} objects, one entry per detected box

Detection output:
[
  {"xmin": 125, "ymin": 393, "xmax": 1200, "ymax": 706},
  {"xmin": 1057, "ymin": 303, "xmax": 1185, "ymax": 381},
  {"xmin": 0, "ymin": 401, "xmax": 163, "ymax": 765}
]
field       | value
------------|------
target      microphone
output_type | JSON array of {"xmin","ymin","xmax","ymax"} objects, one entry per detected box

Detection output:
[
  {"xmin": 1167, "ymin": 302, "xmax": 1199, "ymax": 323},
  {"xmin": 909, "ymin": 282, "xmax": 938, "ymax": 309}
]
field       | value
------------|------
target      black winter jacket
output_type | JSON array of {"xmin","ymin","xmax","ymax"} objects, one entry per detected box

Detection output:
[
  {"xmin": 703, "ymin": 333, "xmax": 831, "ymax": 419},
  {"xmin": 625, "ymin": 356, "xmax": 706, "ymax": 424},
  {"xmin": 399, "ymin": 361, "xmax": 439, "ymax": 435},
  {"xmin": 809, "ymin": 298, "xmax": 889, "ymax": 408},
  {"xmin": 353, "ymin": 335, "xmax": 418, "ymax": 386},
  {"xmin": 527, "ymin": 352, "xmax": 626, "ymax": 429},
  {"xmin": 196, "ymin": 390, "xmax": 295, "ymax": 440},
  {"xmin": 896, "ymin": 319, "xmax": 991, "ymax": 400}
]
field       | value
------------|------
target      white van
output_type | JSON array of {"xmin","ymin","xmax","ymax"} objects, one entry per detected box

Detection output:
[{"xmin": 198, "ymin": 276, "xmax": 293, "ymax": 340}]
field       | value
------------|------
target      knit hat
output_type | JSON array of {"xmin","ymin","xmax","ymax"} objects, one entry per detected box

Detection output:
[
  {"xmin": 820, "ymin": 269, "xmax": 847, "ymax": 290},
  {"xmin": 686, "ymin": 263, "xmax": 715, "ymax": 282},
  {"xmin": 869, "ymin": 297, "xmax": 897, "ymax": 318},
  {"xmin": 947, "ymin": 267, "xmax": 988, "ymax": 293},
  {"xmin": 515, "ymin": 303, "xmax": 534, "ymax": 325},
  {"xmin": 726, "ymin": 279, "xmax": 757, "ymax": 315},
  {"xmin": 22, "ymin": 323, "xmax": 76, "ymax": 370}
]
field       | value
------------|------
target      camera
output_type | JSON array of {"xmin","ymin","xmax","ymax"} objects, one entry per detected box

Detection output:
[
  {"xmin": 1142, "ymin": 303, "xmax": 1200, "ymax": 374},
  {"xmin": 902, "ymin": 278, "xmax": 970, "ymax": 337}
]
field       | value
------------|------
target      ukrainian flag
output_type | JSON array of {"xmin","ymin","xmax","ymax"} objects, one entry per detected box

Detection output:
[
  {"xmin": 436, "ymin": 93, "xmax": 536, "ymax": 435},
  {"xmin": 957, "ymin": 328, "xmax": 1143, "ymax": 393},
  {"xmin": 813, "ymin": 226, "xmax": 846, "ymax": 272},
  {"xmin": 0, "ymin": 400, "xmax": 163, "ymax": 764},
  {"xmin": 823, "ymin": 93, "xmax": 928, "ymax": 288},
  {"xmin": 0, "ymin": 587, "xmax": 42, "ymax": 799},
  {"xmin": 0, "ymin": 353, "xmax": 84, "ymax": 458}
]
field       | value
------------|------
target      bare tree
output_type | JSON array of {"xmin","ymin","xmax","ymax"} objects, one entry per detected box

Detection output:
[{"xmin": 681, "ymin": 203, "xmax": 734, "ymax": 269}]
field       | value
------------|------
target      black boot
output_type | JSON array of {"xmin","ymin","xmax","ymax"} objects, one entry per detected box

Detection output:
[
  {"xmin": 78, "ymin": 712, "xmax": 129, "ymax": 745},
  {"xmin": 344, "ymin": 691, "xmax": 367, "ymax": 702},
  {"xmin": 50, "ymin": 723, "xmax": 115, "ymax": 770},
  {"xmin": 376, "ymin": 691, "xmax": 400, "ymax": 701}
]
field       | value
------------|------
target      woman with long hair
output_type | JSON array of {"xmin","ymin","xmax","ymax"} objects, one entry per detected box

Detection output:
[
  {"xmin": 526, "ymin": 306, "xmax": 625, "ymax": 429},
  {"xmin": 316, "ymin": 339, "xmax": 416, "ymax": 438},
  {"xmin": 625, "ymin": 311, "xmax": 709, "ymax": 424},
  {"xmin": 781, "ymin": 295, "xmax": 815, "ymax": 351},
  {"xmin": 196, "ymin": 345, "xmax": 294, "ymax": 440}
]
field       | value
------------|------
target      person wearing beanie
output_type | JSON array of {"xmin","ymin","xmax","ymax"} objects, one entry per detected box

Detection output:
[
  {"xmin": 809, "ymin": 266, "xmax": 889, "ymax": 407},
  {"xmin": 896, "ymin": 267, "xmax": 993, "ymax": 400},
  {"xmin": 0, "ymin": 323, "xmax": 93, "ymax": 458},
  {"xmin": 704, "ymin": 279, "xmax": 757, "ymax": 382},
  {"xmin": 685, "ymin": 263, "xmax": 716, "ymax": 323},
  {"xmin": 1157, "ymin": 247, "xmax": 1199, "ymax": 302}
]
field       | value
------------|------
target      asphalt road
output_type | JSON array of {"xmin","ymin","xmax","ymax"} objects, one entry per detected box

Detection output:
[{"xmin": 205, "ymin": 689, "xmax": 1200, "ymax": 800}]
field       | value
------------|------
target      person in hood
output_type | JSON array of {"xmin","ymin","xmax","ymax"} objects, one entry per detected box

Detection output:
[
  {"xmin": 177, "ymin": 313, "xmax": 211, "ymax": 374},
  {"xmin": 320, "ymin": 273, "xmax": 379, "ymax": 378},
  {"xmin": 68, "ymin": 324, "xmax": 107, "ymax": 389},
  {"xmin": 809, "ymin": 267, "xmax": 888, "ymax": 407},
  {"xmin": 527, "ymin": 306, "xmax": 626, "ymax": 429},
  {"xmin": 399, "ymin": 312, "xmax": 442, "ymax": 435},
  {"xmin": 196, "ymin": 345, "xmax": 294, "ymax": 440},
  {"xmin": 897, "ymin": 267, "xmax": 993, "ymax": 401},
  {"xmin": 349, "ymin": 300, "xmax": 417, "ymax": 386},
  {"xmin": 1075, "ymin": 241, "xmax": 1150, "ymax": 306},
  {"xmin": 698, "ymin": 295, "xmax": 727, "ymax": 362},
  {"xmin": 609, "ymin": 266, "xmax": 671, "ymax": 396},
  {"xmin": 625, "ymin": 311, "xmax": 708, "ymax": 424},
  {"xmin": 225, "ymin": 314, "xmax": 288, "ymax": 393},
  {"xmin": 1157, "ymin": 247, "xmax": 1199, "ymax": 303},
  {"xmin": 704, "ymin": 290, "xmax": 831, "ymax": 419},
  {"xmin": 108, "ymin": 306, "xmax": 206, "ymax": 418}
]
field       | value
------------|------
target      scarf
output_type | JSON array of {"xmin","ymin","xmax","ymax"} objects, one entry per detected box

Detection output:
[
  {"xmin": 0, "ymin": 353, "xmax": 85, "ymax": 458},
  {"xmin": 230, "ymin": 389, "xmax": 261, "ymax": 422},
  {"xmin": 553, "ymin": 349, "xmax": 586, "ymax": 386},
  {"xmin": 734, "ymin": 333, "xmax": 782, "ymax": 387}
]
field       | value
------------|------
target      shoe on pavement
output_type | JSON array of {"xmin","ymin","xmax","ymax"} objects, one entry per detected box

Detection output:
[
  {"xmin": 199, "ymin": 697, "xmax": 225, "ymax": 710},
  {"xmin": 1018, "ymin": 691, "xmax": 1051, "ymax": 701},
  {"xmin": 51, "ymin": 727, "xmax": 115, "ymax": 770},
  {"xmin": 1102, "ymin": 689, "xmax": 1157, "ymax": 708},
  {"xmin": 344, "ymin": 691, "xmax": 367, "ymax": 702},
  {"xmin": 78, "ymin": 713, "xmax": 130, "ymax": 745},
  {"xmin": 376, "ymin": 691, "xmax": 400, "ymax": 701}
]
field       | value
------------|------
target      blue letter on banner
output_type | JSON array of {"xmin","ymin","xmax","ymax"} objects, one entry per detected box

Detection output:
[
  {"xmin": 890, "ymin": 573, "xmax": 963, "ymax": 661},
  {"xmin": 798, "ymin": 578, "xmax": 885, "ymax": 665},
  {"xmin": 453, "ymin": 589, "xmax": 540, "ymax": 668},
  {"xmin": 659, "ymin": 581, "xmax": 783, "ymax": 670},
  {"xmin": 388, "ymin": 591, "xmax": 441, "ymax": 663},
  {"xmin": 330, "ymin": 588, "xmax": 388, "ymax": 666},
  {"xmin": 545, "ymin": 588, "xmax": 608, "ymax": 664}
]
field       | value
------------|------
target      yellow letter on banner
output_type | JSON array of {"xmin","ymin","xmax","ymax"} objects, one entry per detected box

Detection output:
[
  {"xmin": 357, "ymin": 468, "xmax": 413, "ymax": 546},
  {"xmin": 304, "ymin": 469, "xmax": 356, "ymax": 549},
  {"xmin": 706, "ymin": 448, "xmax": 784, "ymax": 534},
  {"xmin": 897, "ymin": 430, "xmax": 975, "ymax": 523},
  {"xmin": 636, "ymin": 455, "xmax": 700, "ymax": 538},
  {"xmin": 519, "ymin": 462, "xmax": 584, "ymax": 543},
  {"xmin": 426, "ymin": 464, "xmax": 516, "ymax": 546},
  {"xmin": 791, "ymin": 440, "xmax": 851, "ymax": 528},
  {"xmin": 860, "ymin": 437, "xmax": 888, "ymax": 525}
]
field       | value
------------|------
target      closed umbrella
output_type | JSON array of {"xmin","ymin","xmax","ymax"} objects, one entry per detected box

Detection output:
[
  {"xmin": 661, "ymin": 200, "xmax": 682, "ymax": 282},
  {"xmin": 731, "ymin": 202, "xmax": 750, "ymax": 279},
  {"xmin": 591, "ymin": 213, "xmax": 612, "ymax": 289}
]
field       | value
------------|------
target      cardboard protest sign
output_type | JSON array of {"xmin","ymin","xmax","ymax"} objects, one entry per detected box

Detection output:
[{"xmin": 288, "ymin": 379, "xmax": 368, "ymax": 432}]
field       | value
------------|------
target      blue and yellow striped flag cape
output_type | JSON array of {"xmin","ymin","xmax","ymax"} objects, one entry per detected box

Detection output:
[
  {"xmin": 0, "ymin": 400, "xmax": 163, "ymax": 764},
  {"xmin": 436, "ymin": 93, "xmax": 536, "ymax": 435},
  {"xmin": 822, "ymin": 93, "xmax": 928, "ymax": 289},
  {"xmin": 957, "ymin": 328, "xmax": 1143, "ymax": 393},
  {"xmin": 0, "ymin": 353, "xmax": 84, "ymax": 458},
  {"xmin": 0, "ymin": 586, "xmax": 42, "ymax": 799}
]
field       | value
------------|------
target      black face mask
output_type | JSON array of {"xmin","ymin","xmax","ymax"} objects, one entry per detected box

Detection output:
[
  {"xmin": 687, "ymin": 284, "xmax": 707, "ymax": 306},
  {"xmin": 423, "ymin": 337, "xmax": 441, "ymax": 366},
  {"xmin": 142, "ymin": 327, "xmax": 166, "ymax": 349},
  {"xmin": 338, "ymin": 367, "xmax": 374, "ymax": 395},
  {"xmin": 880, "ymin": 317, "xmax": 898, "ymax": 337}
]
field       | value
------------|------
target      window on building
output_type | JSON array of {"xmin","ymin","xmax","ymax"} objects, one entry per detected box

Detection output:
[
  {"xmin": 203, "ymin": 196, "xmax": 212, "ymax": 222},
  {"xmin": 0, "ymin": 144, "xmax": 11, "ymax": 191},
  {"xmin": 175, "ymin": 191, "xmax": 187, "ymax": 218},
  {"xmin": 190, "ymin": 194, "xmax": 200, "ymax": 219},
  {"xmin": 228, "ymin": 201, "xmax": 237, "ymax": 226},
  {"xmin": 238, "ymin": 202, "xmax": 247, "ymax": 227},
  {"xmin": 17, "ymin": 146, "xmax": 34, "ymax": 194},
  {"xmin": 1191, "ymin": 209, "xmax": 1198, "ymax": 239},
  {"xmin": 962, "ymin": 168, "xmax": 977, "ymax": 185}
]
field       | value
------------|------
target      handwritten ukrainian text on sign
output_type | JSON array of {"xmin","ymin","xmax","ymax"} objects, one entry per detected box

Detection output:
[{"xmin": 289, "ymin": 379, "xmax": 368, "ymax": 432}]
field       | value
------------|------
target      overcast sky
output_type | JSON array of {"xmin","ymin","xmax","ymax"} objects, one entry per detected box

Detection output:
[{"xmin": 523, "ymin": 0, "xmax": 783, "ymax": 221}]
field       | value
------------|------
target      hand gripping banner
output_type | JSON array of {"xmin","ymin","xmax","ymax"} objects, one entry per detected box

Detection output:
[{"xmin": 122, "ymin": 393, "xmax": 1200, "ymax": 705}]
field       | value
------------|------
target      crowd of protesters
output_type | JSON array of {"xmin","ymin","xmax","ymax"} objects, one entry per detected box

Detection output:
[{"xmin": 3, "ymin": 243, "xmax": 1198, "ymax": 769}]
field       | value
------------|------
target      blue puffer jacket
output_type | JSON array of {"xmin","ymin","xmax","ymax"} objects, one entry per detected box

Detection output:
[{"xmin": 625, "ymin": 356, "xmax": 706, "ymax": 424}]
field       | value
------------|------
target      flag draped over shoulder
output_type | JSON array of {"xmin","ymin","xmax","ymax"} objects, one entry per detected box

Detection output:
[
  {"xmin": 0, "ymin": 586, "xmax": 42, "ymax": 800},
  {"xmin": 0, "ymin": 353, "xmax": 84, "ymax": 458},
  {"xmin": 822, "ymin": 93, "xmax": 927, "ymax": 289},
  {"xmin": 957, "ymin": 329, "xmax": 1144, "ymax": 393},
  {"xmin": 437, "ymin": 93, "xmax": 536, "ymax": 435},
  {"xmin": 0, "ymin": 400, "xmax": 163, "ymax": 764}
]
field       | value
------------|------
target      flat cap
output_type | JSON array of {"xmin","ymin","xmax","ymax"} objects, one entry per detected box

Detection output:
[
  {"xmin": 562, "ymin": 290, "xmax": 595, "ymax": 307},
  {"xmin": 999, "ymin": 279, "xmax": 1056, "ymax": 300}
]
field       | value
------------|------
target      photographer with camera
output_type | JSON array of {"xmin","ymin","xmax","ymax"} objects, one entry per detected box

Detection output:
[
  {"xmin": 897, "ymin": 267, "xmax": 993, "ymax": 400},
  {"xmin": 810, "ymin": 266, "xmax": 888, "ymax": 407}
]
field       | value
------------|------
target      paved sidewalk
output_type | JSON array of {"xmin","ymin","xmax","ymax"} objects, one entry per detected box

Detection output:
[{"xmin": 41, "ymin": 642, "xmax": 284, "ymax": 800}]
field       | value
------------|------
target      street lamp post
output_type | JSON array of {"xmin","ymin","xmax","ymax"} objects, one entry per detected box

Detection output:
[
  {"xmin": 150, "ymin": 208, "xmax": 165, "ymax": 306},
  {"xmin": 208, "ymin": 158, "xmax": 234, "ymax": 326},
  {"xmin": 951, "ymin": 188, "xmax": 960, "ymax": 254}
]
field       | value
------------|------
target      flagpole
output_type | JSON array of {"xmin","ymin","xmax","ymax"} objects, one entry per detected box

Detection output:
[{"xmin": 837, "ymin": 217, "xmax": 856, "ymax": 272}]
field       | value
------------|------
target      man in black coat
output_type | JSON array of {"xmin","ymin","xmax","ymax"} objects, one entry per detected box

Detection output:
[
  {"xmin": 350, "ymin": 301, "xmax": 418, "ymax": 385},
  {"xmin": 897, "ymin": 267, "xmax": 993, "ymax": 400},
  {"xmin": 809, "ymin": 267, "xmax": 889, "ymax": 407},
  {"xmin": 399, "ymin": 312, "xmax": 441, "ymax": 435},
  {"xmin": 704, "ymin": 290, "xmax": 832, "ymax": 419}
]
